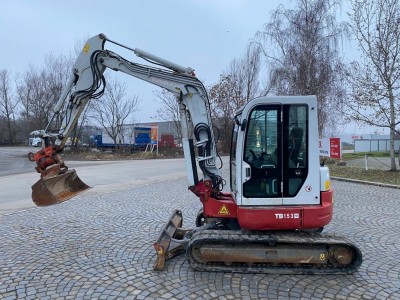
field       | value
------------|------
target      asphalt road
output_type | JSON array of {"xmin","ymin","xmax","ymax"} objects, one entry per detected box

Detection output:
[
  {"xmin": 0, "ymin": 146, "xmax": 188, "ymax": 215},
  {"xmin": 0, "ymin": 146, "xmax": 35, "ymax": 177}
]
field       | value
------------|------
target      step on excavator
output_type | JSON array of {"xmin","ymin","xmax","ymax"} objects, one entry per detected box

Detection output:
[{"xmin": 28, "ymin": 34, "xmax": 362, "ymax": 274}]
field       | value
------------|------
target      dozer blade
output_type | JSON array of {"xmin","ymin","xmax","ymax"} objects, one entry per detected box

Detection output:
[
  {"xmin": 153, "ymin": 210, "xmax": 192, "ymax": 271},
  {"xmin": 32, "ymin": 169, "xmax": 91, "ymax": 206}
]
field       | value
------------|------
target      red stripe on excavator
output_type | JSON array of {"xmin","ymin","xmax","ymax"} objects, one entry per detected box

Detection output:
[
  {"xmin": 200, "ymin": 189, "xmax": 333, "ymax": 231},
  {"xmin": 302, "ymin": 188, "xmax": 333, "ymax": 228},
  {"xmin": 237, "ymin": 189, "xmax": 334, "ymax": 230},
  {"xmin": 192, "ymin": 180, "xmax": 333, "ymax": 231},
  {"xmin": 203, "ymin": 195, "xmax": 238, "ymax": 218}
]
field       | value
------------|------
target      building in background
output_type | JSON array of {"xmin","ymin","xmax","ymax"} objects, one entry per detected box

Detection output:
[{"xmin": 87, "ymin": 121, "xmax": 180, "ymax": 151}]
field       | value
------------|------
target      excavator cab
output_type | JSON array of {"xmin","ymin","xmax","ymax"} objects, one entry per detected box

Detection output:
[
  {"xmin": 231, "ymin": 97, "xmax": 320, "ymax": 210},
  {"xmin": 234, "ymin": 100, "xmax": 315, "ymax": 205}
]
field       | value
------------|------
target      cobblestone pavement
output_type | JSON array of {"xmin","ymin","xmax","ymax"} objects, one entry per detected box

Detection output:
[{"xmin": 1, "ymin": 178, "xmax": 399, "ymax": 299}]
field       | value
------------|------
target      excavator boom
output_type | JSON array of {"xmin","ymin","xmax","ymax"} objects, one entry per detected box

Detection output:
[{"xmin": 29, "ymin": 33, "xmax": 220, "ymax": 205}]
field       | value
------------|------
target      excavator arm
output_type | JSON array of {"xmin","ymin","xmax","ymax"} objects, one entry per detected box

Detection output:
[{"xmin": 29, "ymin": 33, "xmax": 223, "ymax": 205}]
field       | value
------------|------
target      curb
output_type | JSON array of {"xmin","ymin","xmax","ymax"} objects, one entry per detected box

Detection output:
[{"xmin": 331, "ymin": 176, "xmax": 400, "ymax": 189}]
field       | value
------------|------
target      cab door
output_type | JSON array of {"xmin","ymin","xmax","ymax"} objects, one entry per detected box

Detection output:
[
  {"xmin": 241, "ymin": 105, "xmax": 283, "ymax": 205},
  {"xmin": 239, "ymin": 103, "xmax": 310, "ymax": 206}
]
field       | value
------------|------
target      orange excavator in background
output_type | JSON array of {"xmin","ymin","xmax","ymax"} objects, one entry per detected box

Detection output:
[{"xmin": 28, "ymin": 34, "xmax": 362, "ymax": 274}]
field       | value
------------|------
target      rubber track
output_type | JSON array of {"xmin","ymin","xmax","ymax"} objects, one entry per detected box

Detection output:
[{"xmin": 187, "ymin": 230, "xmax": 362, "ymax": 275}]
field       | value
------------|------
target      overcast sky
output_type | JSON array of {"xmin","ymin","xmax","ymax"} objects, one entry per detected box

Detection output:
[{"xmin": 0, "ymin": 0, "xmax": 378, "ymax": 134}]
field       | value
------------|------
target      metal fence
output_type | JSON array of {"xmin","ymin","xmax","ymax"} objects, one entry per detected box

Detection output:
[{"xmin": 354, "ymin": 139, "xmax": 400, "ymax": 153}]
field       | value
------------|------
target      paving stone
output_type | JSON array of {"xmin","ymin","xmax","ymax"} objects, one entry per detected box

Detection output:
[{"xmin": 0, "ymin": 178, "xmax": 399, "ymax": 299}]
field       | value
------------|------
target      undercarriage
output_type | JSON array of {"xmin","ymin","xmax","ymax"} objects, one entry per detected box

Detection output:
[{"xmin": 153, "ymin": 210, "xmax": 362, "ymax": 274}]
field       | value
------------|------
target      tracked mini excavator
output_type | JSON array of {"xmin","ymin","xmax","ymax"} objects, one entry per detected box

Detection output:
[{"xmin": 29, "ymin": 34, "xmax": 362, "ymax": 274}]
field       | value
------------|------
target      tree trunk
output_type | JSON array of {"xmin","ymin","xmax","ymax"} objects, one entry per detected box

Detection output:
[
  {"xmin": 390, "ymin": 126, "xmax": 396, "ymax": 170},
  {"xmin": 389, "ymin": 90, "xmax": 397, "ymax": 171},
  {"xmin": 398, "ymin": 144, "xmax": 400, "ymax": 168},
  {"xmin": 6, "ymin": 115, "xmax": 14, "ymax": 145}
]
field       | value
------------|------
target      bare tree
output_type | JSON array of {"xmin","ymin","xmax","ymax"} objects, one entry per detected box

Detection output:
[
  {"xmin": 69, "ymin": 103, "xmax": 93, "ymax": 150},
  {"xmin": 91, "ymin": 77, "xmax": 140, "ymax": 150},
  {"xmin": 0, "ymin": 70, "xmax": 19, "ymax": 144},
  {"xmin": 208, "ymin": 43, "xmax": 261, "ymax": 152},
  {"xmin": 16, "ymin": 53, "xmax": 73, "ymax": 137},
  {"xmin": 17, "ymin": 65, "xmax": 50, "ymax": 130},
  {"xmin": 346, "ymin": 0, "xmax": 400, "ymax": 170},
  {"xmin": 154, "ymin": 89, "xmax": 181, "ymax": 139},
  {"xmin": 226, "ymin": 43, "xmax": 262, "ymax": 105},
  {"xmin": 208, "ymin": 75, "xmax": 236, "ymax": 153},
  {"xmin": 257, "ymin": 0, "xmax": 349, "ymax": 136}
]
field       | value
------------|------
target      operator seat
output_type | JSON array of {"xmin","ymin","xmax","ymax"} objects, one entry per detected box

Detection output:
[{"xmin": 288, "ymin": 127, "xmax": 303, "ymax": 167}]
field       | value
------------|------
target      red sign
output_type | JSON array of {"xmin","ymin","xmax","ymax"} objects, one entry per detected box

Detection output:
[{"xmin": 329, "ymin": 138, "xmax": 341, "ymax": 159}]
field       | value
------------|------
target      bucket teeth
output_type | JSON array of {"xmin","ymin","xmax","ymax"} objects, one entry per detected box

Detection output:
[{"xmin": 31, "ymin": 169, "xmax": 90, "ymax": 206}]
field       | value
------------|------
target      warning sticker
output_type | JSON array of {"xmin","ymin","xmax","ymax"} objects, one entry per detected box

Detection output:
[
  {"xmin": 83, "ymin": 43, "xmax": 90, "ymax": 53},
  {"xmin": 218, "ymin": 204, "xmax": 230, "ymax": 215}
]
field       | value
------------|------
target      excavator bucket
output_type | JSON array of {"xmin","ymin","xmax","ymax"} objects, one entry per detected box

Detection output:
[
  {"xmin": 32, "ymin": 169, "xmax": 90, "ymax": 206},
  {"xmin": 153, "ymin": 210, "xmax": 192, "ymax": 271}
]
